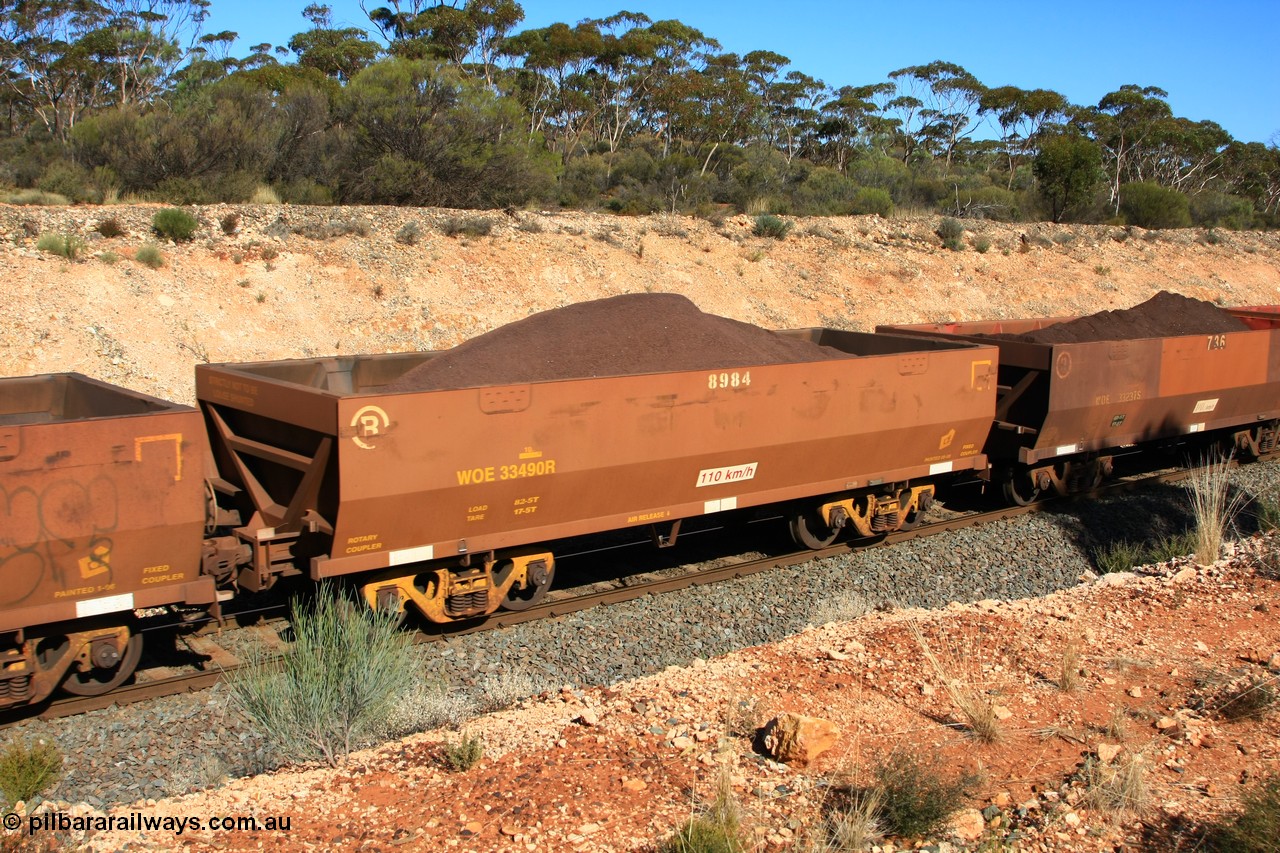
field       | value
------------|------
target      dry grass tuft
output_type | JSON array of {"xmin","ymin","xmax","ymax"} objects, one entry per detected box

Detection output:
[
  {"xmin": 1082, "ymin": 749, "xmax": 1149, "ymax": 814},
  {"xmin": 1059, "ymin": 640, "xmax": 1082, "ymax": 693},
  {"xmin": 908, "ymin": 619, "xmax": 1002, "ymax": 743},
  {"xmin": 1188, "ymin": 452, "xmax": 1247, "ymax": 564}
]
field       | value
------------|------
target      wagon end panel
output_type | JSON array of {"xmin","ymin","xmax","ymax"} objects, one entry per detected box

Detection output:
[
  {"xmin": 0, "ymin": 375, "xmax": 211, "ymax": 633},
  {"xmin": 196, "ymin": 363, "xmax": 344, "ymax": 589}
]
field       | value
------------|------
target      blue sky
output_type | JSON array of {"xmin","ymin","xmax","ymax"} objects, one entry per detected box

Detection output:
[{"xmin": 205, "ymin": 0, "xmax": 1280, "ymax": 144}]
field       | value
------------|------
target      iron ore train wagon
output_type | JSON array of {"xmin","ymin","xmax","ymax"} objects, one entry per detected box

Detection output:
[{"xmin": 1, "ymin": 293, "xmax": 1278, "ymax": 710}]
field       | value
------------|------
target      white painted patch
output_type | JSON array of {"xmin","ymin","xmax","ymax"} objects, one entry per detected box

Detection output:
[
  {"xmin": 389, "ymin": 545, "xmax": 434, "ymax": 566},
  {"xmin": 703, "ymin": 496, "xmax": 738, "ymax": 514},
  {"xmin": 1193, "ymin": 398, "xmax": 1219, "ymax": 414},
  {"xmin": 696, "ymin": 462, "xmax": 757, "ymax": 488},
  {"xmin": 1055, "ymin": 443, "xmax": 1079, "ymax": 456},
  {"xmin": 929, "ymin": 461, "xmax": 954, "ymax": 475},
  {"xmin": 75, "ymin": 593, "xmax": 135, "ymax": 619},
  {"xmin": 1188, "ymin": 423, "xmax": 1206, "ymax": 434}
]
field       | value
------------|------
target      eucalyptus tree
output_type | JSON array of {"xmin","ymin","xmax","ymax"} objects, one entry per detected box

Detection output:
[
  {"xmin": 886, "ymin": 60, "xmax": 985, "ymax": 171},
  {"xmin": 499, "ymin": 19, "xmax": 603, "ymax": 157},
  {"xmin": 0, "ymin": 0, "xmax": 212, "ymax": 140},
  {"xmin": 289, "ymin": 3, "xmax": 380, "ymax": 82},
  {"xmin": 979, "ymin": 85, "xmax": 1069, "ymax": 186},
  {"xmin": 1222, "ymin": 141, "xmax": 1280, "ymax": 217},
  {"xmin": 1087, "ymin": 84, "xmax": 1173, "ymax": 213},
  {"xmin": 813, "ymin": 82, "xmax": 891, "ymax": 172},
  {"xmin": 360, "ymin": 0, "xmax": 522, "ymax": 84}
]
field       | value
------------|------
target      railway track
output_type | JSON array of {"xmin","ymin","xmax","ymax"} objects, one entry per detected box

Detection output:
[{"xmin": 3, "ymin": 456, "xmax": 1267, "ymax": 728}]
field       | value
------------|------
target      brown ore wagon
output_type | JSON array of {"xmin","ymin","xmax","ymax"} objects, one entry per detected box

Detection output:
[
  {"xmin": 196, "ymin": 330, "xmax": 998, "ymax": 624},
  {"xmin": 0, "ymin": 374, "xmax": 215, "ymax": 708},
  {"xmin": 880, "ymin": 303, "xmax": 1280, "ymax": 504}
]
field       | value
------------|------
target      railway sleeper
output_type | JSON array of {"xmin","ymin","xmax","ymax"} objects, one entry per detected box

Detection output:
[{"xmin": 360, "ymin": 551, "xmax": 557, "ymax": 624}]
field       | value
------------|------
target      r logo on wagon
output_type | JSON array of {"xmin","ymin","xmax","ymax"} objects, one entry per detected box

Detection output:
[
  {"xmin": 696, "ymin": 462, "xmax": 757, "ymax": 488},
  {"xmin": 350, "ymin": 405, "xmax": 390, "ymax": 450}
]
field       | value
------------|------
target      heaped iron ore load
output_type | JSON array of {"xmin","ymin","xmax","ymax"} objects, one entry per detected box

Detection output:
[
  {"xmin": 880, "ymin": 292, "xmax": 1280, "ymax": 503},
  {"xmin": 196, "ymin": 294, "xmax": 997, "ymax": 624},
  {"xmin": 0, "ymin": 374, "xmax": 216, "ymax": 707},
  {"xmin": 385, "ymin": 293, "xmax": 856, "ymax": 391}
]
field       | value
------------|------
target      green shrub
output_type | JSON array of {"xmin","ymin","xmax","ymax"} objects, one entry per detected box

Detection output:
[
  {"xmin": 851, "ymin": 186, "xmax": 894, "ymax": 217},
  {"xmin": 1148, "ymin": 530, "xmax": 1198, "ymax": 563},
  {"xmin": 1204, "ymin": 774, "xmax": 1280, "ymax": 852},
  {"xmin": 395, "ymin": 222, "xmax": 423, "ymax": 245},
  {"xmin": 152, "ymin": 208, "xmax": 199, "ymax": 242},
  {"xmin": 440, "ymin": 732, "xmax": 484, "ymax": 771},
  {"xmin": 973, "ymin": 236, "xmax": 991, "ymax": 253},
  {"xmin": 871, "ymin": 749, "xmax": 974, "ymax": 839},
  {"xmin": 38, "ymin": 161, "xmax": 92, "ymax": 203},
  {"xmin": 659, "ymin": 770, "xmax": 744, "ymax": 853},
  {"xmin": 440, "ymin": 216, "xmax": 494, "ymax": 238},
  {"xmin": 936, "ymin": 217, "xmax": 964, "ymax": 241},
  {"xmin": 152, "ymin": 177, "xmax": 212, "ymax": 205},
  {"xmin": 97, "ymin": 251, "xmax": 120, "ymax": 265},
  {"xmin": 227, "ymin": 584, "xmax": 417, "ymax": 766},
  {"xmin": 752, "ymin": 214, "xmax": 792, "ymax": 239},
  {"xmin": 35, "ymin": 233, "xmax": 86, "ymax": 261},
  {"xmin": 1191, "ymin": 191, "xmax": 1255, "ymax": 230},
  {"xmin": 1120, "ymin": 182, "xmax": 1192, "ymax": 229},
  {"xmin": 135, "ymin": 243, "xmax": 165, "ymax": 269},
  {"xmin": 95, "ymin": 217, "xmax": 126, "ymax": 238},
  {"xmin": 277, "ymin": 178, "xmax": 334, "ymax": 206},
  {"xmin": 0, "ymin": 739, "xmax": 62, "ymax": 804}
]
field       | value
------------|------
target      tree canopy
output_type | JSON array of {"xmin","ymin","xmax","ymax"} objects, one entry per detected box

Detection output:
[{"xmin": 1, "ymin": 0, "xmax": 1274, "ymax": 227}]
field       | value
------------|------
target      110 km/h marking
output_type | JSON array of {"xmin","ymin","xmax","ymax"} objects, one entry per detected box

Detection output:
[{"xmin": 696, "ymin": 462, "xmax": 758, "ymax": 488}]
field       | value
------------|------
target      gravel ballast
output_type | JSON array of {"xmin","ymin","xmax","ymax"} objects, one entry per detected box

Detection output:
[{"xmin": 11, "ymin": 460, "xmax": 1278, "ymax": 809}]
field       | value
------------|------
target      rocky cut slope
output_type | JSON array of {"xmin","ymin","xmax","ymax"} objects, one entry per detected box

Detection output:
[{"xmin": 1, "ymin": 204, "xmax": 1278, "ymax": 404}]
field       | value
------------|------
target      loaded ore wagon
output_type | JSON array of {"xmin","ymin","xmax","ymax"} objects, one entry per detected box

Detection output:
[
  {"xmin": 880, "ymin": 293, "xmax": 1280, "ymax": 503},
  {"xmin": 196, "ymin": 294, "xmax": 998, "ymax": 624},
  {"xmin": 0, "ymin": 374, "xmax": 216, "ymax": 707}
]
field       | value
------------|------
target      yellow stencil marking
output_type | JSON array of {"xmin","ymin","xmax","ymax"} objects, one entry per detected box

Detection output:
[
  {"xmin": 970, "ymin": 360, "xmax": 992, "ymax": 391},
  {"xmin": 79, "ymin": 543, "xmax": 111, "ymax": 579},
  {"xmin": 939, "ymin": 429, "xmax": 956, "ymax": 450},
  {"xmin": 135, "ymin": 433, "xmax": 184, "ymax": 481},
  {"xmin": 518, "ymin": 446, "xmax": 543, "ymax": 460}
]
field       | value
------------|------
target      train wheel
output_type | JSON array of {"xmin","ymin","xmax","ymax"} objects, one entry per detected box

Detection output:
[
  {"xmin": 789, "ymin": 510, "xmax": 839, "ymax": 549},
  {"xmin": 496, "ymin": 559, "xmax": 555, "ymax": 612},
  {"xmin": 62, "ymin": 631, "xmax": 143, "ymax": 697},
  {"xmin": 1002, "ymin": 473, "xmax": 1040, "ymax": 507}
]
